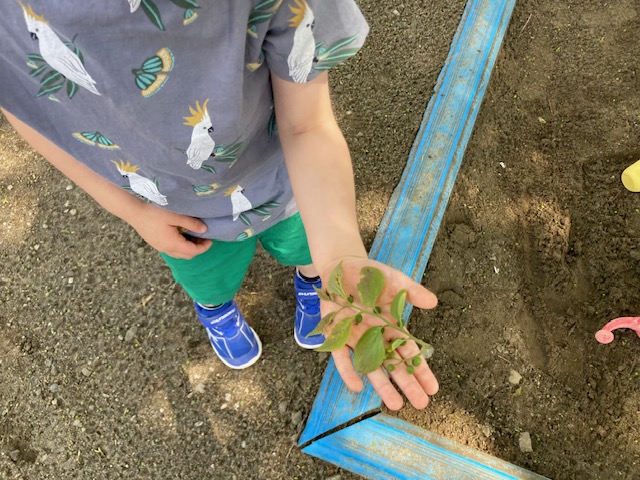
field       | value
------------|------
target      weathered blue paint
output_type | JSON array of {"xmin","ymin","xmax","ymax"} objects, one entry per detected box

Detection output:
[
  {"xmin": 298, "ymin": 356, "xmax": 380, "ymax": 445},
  {"xmin": 303, "ymin": 414, "xmax": 549, "ymax": 480},
  {"xmin": 300, "ymin": 0, "xmax": 518, "ymax": 454}
]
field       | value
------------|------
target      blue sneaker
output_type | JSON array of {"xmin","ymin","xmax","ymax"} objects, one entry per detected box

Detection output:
[
  {"xmin": 195, "ymin": 301, "xmax": 262, "ymax": 369},
  {"xmin": 294, "ymin": 271, "xmax": 326, "ymax": 349}
]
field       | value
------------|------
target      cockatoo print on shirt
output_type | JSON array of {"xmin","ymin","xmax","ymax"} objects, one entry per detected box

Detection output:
[
  {"xmin": 183, "ymin": 99, "xmax": 216, "ymax": 170},
  {"xmin": 20, "ymin": 3, "xmax": 100, "ymax": 95},
  {"xmin": 225, "ymin": 185, "xmax": 253, "ymax": 222},
  {"xmin": 112, "ymin": 160, "xmax": 168, "ymax": 206},
  {"xmin": 287, "ymin": 0, "xmax": 315, "ymax": 83}
]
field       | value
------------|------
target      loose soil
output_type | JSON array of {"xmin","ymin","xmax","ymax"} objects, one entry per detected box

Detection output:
[
  {"xmin": 0, "ymin": 1, "xmax": 465, "ymax": 479},
  {"xmin": 395, "ymin": 1, "xmax": 640, "ymax": 479},
  {"xmin": 3, "ymin": 1, "xmax": 638, "ymax": 479}
]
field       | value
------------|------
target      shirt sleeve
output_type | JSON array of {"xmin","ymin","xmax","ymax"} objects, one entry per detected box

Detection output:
[{"xmin": 260, "ymin": 0, "xmax": 369, "ymax": 83}]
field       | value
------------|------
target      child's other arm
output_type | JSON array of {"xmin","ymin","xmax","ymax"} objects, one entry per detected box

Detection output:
[
  {"xmin": 272, "ymin": 72, "xmax": 439, "ymax": 410},
  {"xmin": 2, "ymin": 109, "xmax": 211, "ymax": 259}
]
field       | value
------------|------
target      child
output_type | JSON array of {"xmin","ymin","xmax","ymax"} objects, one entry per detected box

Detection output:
[{"xmin": 0, "ymin": 0, "xmax": 439, "ymax": 410}]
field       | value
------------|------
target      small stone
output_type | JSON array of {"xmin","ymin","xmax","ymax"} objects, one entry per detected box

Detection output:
[
  {"xmin": 49, "ymin": 383, "xmax": 58, "ymax": 393},
  {"xmin": 50, "ymin": 365, "xmax": 58, "ymax": 376},
  {"xmin": 194, "ymin": 421, "xmax": 204, "ymax": 428},
  {"xmin": 137, "ymin": 247, "xmax": 145, "ymax": 255},
  {"xmin": 73, "ymin": 419, "xmax": 82, "ymax": 428},
  {"xmin": 9, "ymin": 450, "xmax": 20, "ymax": 462},
  {"xmin": 241, "ymin": 441, "xmax": 247, "ymax": 448},
  {"xmin": 508, "ymin": 370, "xmax": 522, "ymax": 385},
  {"xmin": 81, "ymin": 367, "xmax": 92, "ymax": 377},
  {"xmin": 291, "ymin": 410, "xmax": 303, "ymax": 426},
  {"xmin": 69, "ymin": 209, "xmax": 77, "ymax": 216},
  {"xmin": 194, "ymin": 383, "xmax": 205, "ymax": 394},
  {"xmin": 278, "ymin": 401, "xmax": 288, "ymax": 413},
  {"xmin": 327, "ymin": 475, "xmax": 342, "ymax": 480},
  {"xmin": 44, "ymin": 359, "xmax": 52, "ymax": 368},
  {"xmin": 124, "ymin": 326, "xmax": 137, "ymax": 342},
  {"xmin": 224, "ymin": 393, "xmax": 232, "ymax": 401},
  {"xmin": 68, "ymin": 277, "xmax": 74, "ymax": 285},
  {"xmin": 42, "ymin": 223, "xmax": 48, "ymax": 229},
  {"xmin": 519, "ymin": 432, "xmax": 534, "ymax": 452},
  {"xmin": 65, "ymin": 185, "xmax": 74, "ymax": 191},
  {"xmin": 392, "ymin": 9, "xmax": 400, "ymax": 15},
  {"xmin": 481, "ymin": 425, "xmax": 492, "ymax": 437},
  {"xmin": 220, "ymin": 403, "xmax": 228, "ymax": 410}
]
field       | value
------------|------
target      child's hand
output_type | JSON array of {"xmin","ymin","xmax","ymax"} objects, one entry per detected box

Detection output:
[
  {"xmin": 319, "ymin": 257, "xmax": 439, "ymax": 411},
  {"xmin": 126, "ymin": 202, "xmax": 213, "ymax": 259}
]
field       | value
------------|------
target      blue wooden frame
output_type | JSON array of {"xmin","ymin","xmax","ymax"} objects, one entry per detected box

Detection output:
[{"xmin": 300, "ymin": 1, "xmax": 548, "ymax": 478}]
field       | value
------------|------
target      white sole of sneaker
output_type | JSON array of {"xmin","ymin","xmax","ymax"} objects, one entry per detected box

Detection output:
[
  {"xmin": 214, "ymin": 327, "xmax": 263, "ymax": 370},
  {"xmin": 294, "ymin": 330, "xmax": 323, "ymax": 350}
]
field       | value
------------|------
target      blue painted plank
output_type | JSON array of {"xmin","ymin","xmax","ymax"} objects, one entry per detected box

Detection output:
[
  {"xmin": 299, "ymin": 356, "xmax": 380, "ymax": 445},
  {"xmin": 301, "ymin": 0, "xmax": 517, "ymax": 446},
  {"xmin": 303, "ymin": 413, "xmax": 549, "ymax": 480}
]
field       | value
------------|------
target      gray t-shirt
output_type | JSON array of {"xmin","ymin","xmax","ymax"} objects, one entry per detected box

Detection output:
[{"xmin": 0, "ymin": 0, "xmax": 368, "ymax": 241}]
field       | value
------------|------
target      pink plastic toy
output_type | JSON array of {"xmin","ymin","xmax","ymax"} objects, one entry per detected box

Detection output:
[{"xmin": 595, "ymin": 317, "xmax": 640, "ymax": 344}]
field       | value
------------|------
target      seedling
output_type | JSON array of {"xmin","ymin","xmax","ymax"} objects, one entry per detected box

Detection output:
[{"xmin": 309, "ymin": 262, "xmax": 433, "ymax": 375}]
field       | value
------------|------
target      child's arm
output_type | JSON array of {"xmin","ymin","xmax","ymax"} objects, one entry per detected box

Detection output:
[
  {"xmin": 272, "ymin": 72, "xmax": 439, "ymax": 410},
  {"xmin": 2, "ymin": 109, "xmax": 212, "ymax": 259}
]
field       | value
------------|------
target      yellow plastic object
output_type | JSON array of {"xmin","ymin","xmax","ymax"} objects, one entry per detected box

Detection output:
[{"xmin": 621, "ymin": 159, "xmax": 640, "ymax": 192}]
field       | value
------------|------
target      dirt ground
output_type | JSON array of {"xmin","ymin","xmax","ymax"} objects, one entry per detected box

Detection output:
[
  {"xmin": 3, "ymin": 1, "xmax": 639, "ymax": 479},
  {"xmin": 394, "ymin": 1, "xmax": 640, "ymax": 479},
  {"xmin": 0, "ymin": 1, "xmax": 466, "ymax": 479}
]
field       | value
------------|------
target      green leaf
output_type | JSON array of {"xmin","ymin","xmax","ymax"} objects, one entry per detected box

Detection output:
[
  {"xmin": 353, "ymin": 327, "xmax": 385, "ymax": 374},
  {"xmin": 315, "ymin": 317, "xmax": 351, "ymax": 352},
  {"xmin": 28, "ymin": 64, "xmax": 48, "ymax": 77},
  {"xmin": 66, "ymin": 79, "xmax": 78, "ymax": 99},
  {"xmin": 239, "ymin": 213, "xmax": 252, "ymax": 226},
  {"xmin": 36, "ymin": 83, "xmax": 63, "ymax": 97},
  {"xmin": 356, "ymin": 267, "xmax": 384, "ymax": 308},
  {"xmin": 390, "ymin": 289, "xmax": 407, "ymax": 323},
  {"xmin": 307, "ymin": 311, "xmax": 337, "ymax": 337},
  {"xmin": 141, "ymin": 0, "xmax": 165, "ymax": 30},
  {"xmin": 41, "ymin": 70, "xmax": 62, "ymax": 87},
  {"xmin": 26, "ymin": 53, "xmax": 44, "ymax": 62},
  {"xmin": 313, "ymin": 286, "xmax": 331, "ymax": 302},
  {"xmin": 326, "ymin": 262, "xmax": 346, "ymax": 298},
  {"xmin": 388, "ymin": 338, "xmax": 407, "ymax": 352}
]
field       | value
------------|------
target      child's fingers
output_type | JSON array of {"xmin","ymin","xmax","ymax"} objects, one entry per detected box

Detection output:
[
  {"xmin": 173, "ymin": 214, "xmax": 208, "ymax": 234},
  {"xmin": 385, "ymin": 330, "xmax": 438, "ymax": 403},
  {"xmin": 405, "ymin": 282, "xmax": 438, "ymax": 310},
  {"xmin": 332, "ymin": 348, "xmax": 364, "ymax": 393},
  {"xmin": 366, "ymin": 368, "xmax": 404, "ymax": 411}
]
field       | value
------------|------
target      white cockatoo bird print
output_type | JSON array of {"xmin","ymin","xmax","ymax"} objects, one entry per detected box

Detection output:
[
  {"xmin": 287, "ymin": 0, "xmax": 315, "ymax": 83},
  {"xmin": 112, "ymin": 160, "xmax": 168, "ymax": 206},
  {"xmin": 183, "ymin": 99, "xmax": 216, "ymax": 170},
  {"xmin": 225, "ymin": 185, "xmax": 253, "ymax": 221},
  {"xmin": 20, "ymin": 3, "xmax": 100, "ymax": 95}
]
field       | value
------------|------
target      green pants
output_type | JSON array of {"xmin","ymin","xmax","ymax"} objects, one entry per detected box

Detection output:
[{"xmin": 160, "ymin": 213, "xmax": 313, "ymax": 305}]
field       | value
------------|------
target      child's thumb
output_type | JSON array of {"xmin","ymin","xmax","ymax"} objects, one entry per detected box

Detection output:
[{"xmin": 179, "ymin": 216, "xmax": 208, "ymax": 234}]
